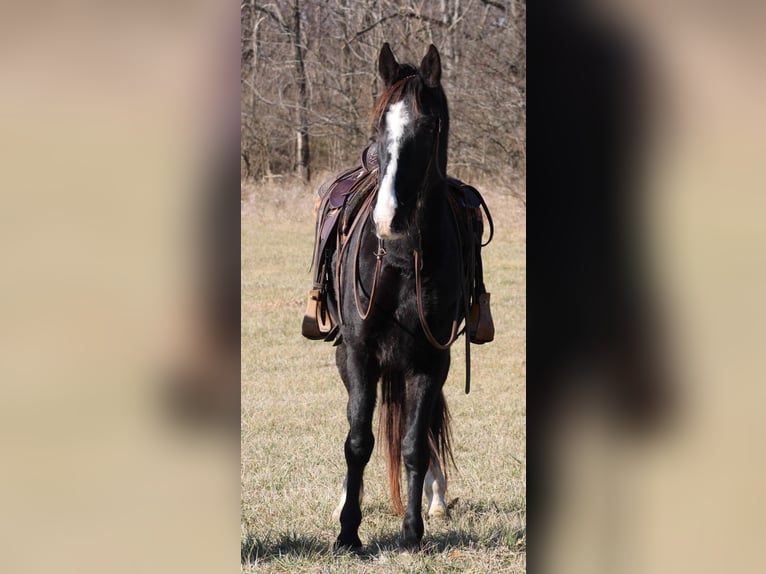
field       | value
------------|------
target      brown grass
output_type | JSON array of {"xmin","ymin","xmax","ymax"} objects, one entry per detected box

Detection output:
[{"xmin": 241, "ymin": 174, "xmax": 526, "ymax": 572}]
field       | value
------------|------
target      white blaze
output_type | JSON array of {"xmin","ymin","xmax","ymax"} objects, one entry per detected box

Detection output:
[{"xmin": 373, "ymin": 100, "xmax": 410, "ymax": 239}]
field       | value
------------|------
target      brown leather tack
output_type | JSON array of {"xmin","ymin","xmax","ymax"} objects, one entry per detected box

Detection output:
[
  {"xmin": 302, "ymin": 288, "xmax": 334, "ymax": 340},
  {"xmin": 468, "ymin": 292, "xmax": 495, "ymax": 344}
]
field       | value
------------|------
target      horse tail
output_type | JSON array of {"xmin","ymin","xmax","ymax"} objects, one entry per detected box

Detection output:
[
  {"xmin": 379, "ymin": 370, "xmax": 405, "ymax": 516},
  {"xmin": 379, "ymin": 373, "xmax": 456, "ymax": 517}
]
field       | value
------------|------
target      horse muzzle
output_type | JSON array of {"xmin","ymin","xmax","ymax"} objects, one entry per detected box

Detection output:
[{"xmin": 373, "ymin": 216, "xmax": 403, "ymax": 240}]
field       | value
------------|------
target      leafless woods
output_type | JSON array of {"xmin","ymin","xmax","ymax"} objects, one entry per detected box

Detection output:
[{"xmin": 241, "ymin": 0, "xmax": 525, "ymax": 188}]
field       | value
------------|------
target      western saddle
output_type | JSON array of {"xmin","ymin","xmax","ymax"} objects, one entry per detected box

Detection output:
[{"xmin": 302, "ymin": 143, "xmax": 494, "ymax": 347}]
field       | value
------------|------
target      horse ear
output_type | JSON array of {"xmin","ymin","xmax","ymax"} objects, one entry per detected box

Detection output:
[
  {"xmin": 378, "ymin": 43, "xmax": 399, "ymax": 86},
  {"xmin": 419, "ymin": 44, "xmax": 442, "ymax": 87}
]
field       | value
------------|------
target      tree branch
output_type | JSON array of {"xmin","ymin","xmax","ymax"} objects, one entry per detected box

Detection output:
[
  {"xmin": 479, "ymin": 0, "xmax": 507, "ymax": 11},
  {"xmin": 352, "ymin": 12, "xmax": 401, "ymax": 40},
  {"xmin": 353, "ymin": 8, "xmax": 449, "ymax": 40},
  {"xmin": 254, "ymin": 3, "xmax": 288, "ymax": 31}
]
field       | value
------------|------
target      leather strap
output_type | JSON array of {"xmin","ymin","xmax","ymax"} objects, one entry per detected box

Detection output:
[{"xmin": 414, "ymin": 247, "xmax": 460, "ymax": 349}]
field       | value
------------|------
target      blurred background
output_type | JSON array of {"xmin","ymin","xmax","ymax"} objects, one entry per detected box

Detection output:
[
  {"xmin": 0, "ymin": 1, "xmax": 239, "ymax": 573},
  {"xmin": 533, "ymin": 1, "xmax": 766, "ymax": 573}
]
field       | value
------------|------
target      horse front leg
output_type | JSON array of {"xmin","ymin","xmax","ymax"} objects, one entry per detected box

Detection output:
[{"xmin": 334, "ymin": 344, "xmax": 379, "ymax": 551}]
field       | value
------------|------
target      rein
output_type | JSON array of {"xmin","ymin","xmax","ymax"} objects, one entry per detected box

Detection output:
[
  {"xmin": 413, "ymin": 246, "xmax": 460, "ymax": 349},
  {"xmin": 412, "ymin": 194, "xmax": 473, "ymax": 394},
  {"xmin": 352, "ymin": 226, "xmax": 385, "ymax": 320}
]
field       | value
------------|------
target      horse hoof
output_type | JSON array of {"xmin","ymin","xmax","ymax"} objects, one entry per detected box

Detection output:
[
  {"xmin": 333, "ymin": 535, "xmax": 362, "ymax": 553},
  {"xmin": 398, "ymin": 537, "xmax": 422, "ymax": 553},
  {"xmin": 427, "ymin": 505, "xmax": 449, "ymax": 520},
  {"xmin": 397, "ymin": 542, "xmax": 421, "ymax": 554}
]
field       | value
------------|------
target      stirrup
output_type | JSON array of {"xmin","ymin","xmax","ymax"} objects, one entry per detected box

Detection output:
[
  {"xmin": 468, "ymin": 292, "xmax": 494, "ymax": 344},
  {"xmin": 302, "ymin": 288, "xmax": 334, "ymax": 340}
]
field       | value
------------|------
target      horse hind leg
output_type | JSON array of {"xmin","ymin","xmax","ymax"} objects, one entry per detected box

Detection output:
[{"xmin": 424, "ymin": 458, "xmax": 448, "ymax": 519}]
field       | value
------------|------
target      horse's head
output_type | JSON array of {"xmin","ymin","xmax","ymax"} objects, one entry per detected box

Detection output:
[{"xmin": 371, "ymin": 43, "xmax": 449, "ymax": 240}]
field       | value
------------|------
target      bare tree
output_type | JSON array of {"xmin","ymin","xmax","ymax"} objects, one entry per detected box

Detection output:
[{"xmin": 293, "ymin": 0, "xmax": 311, "ymax": 182}]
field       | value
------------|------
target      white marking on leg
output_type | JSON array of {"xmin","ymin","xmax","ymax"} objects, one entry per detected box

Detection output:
[
  {"xmin": 373, "ymin": 100, "xmax": 410, "ymax": 239},
  {"xmin": 332, "ymin": 478, "xmax": 364, "ymax": 522},
  {"xmin": 425, "ymin": 458, "xmax": 448, "ymax": 518}
]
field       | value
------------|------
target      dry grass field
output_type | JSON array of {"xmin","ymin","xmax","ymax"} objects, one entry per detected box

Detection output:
[{"xmin": 241, "ymin": 176, "xmax": 526, "ymax": 573}]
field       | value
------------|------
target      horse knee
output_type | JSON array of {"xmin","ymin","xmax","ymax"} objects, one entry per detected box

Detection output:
[{"xmin": 345, "ymin": 432, "xmax": 374, "ymax": 465}]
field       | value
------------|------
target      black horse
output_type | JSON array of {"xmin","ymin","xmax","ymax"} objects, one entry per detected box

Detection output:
[{"xmin": 327, "ymin": 43, "xmax": 467, "ymax": 551}]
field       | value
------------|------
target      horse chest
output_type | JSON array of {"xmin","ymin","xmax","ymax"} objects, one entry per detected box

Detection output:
[{"xmin": 358, "ymin": 266, "xmax": 450, "ymax": 356}]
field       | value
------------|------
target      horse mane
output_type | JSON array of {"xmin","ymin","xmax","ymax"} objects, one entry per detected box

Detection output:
[{"xmin": 370, "ymin": 74, "xmax": 420, "ymax": 130}]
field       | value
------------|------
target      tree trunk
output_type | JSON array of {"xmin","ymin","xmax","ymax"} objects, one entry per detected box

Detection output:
[
  {"xmin": 241, "ymin": 0, "xmax": 253, "ymax": 179},
  {"xmin": 293, "ymin": 0, "xmax": 311, "ymax": 182}
]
